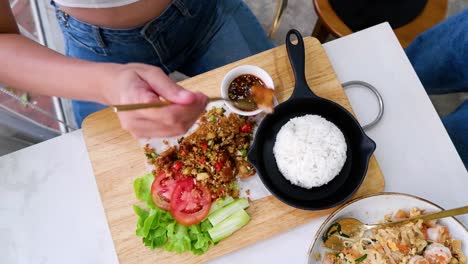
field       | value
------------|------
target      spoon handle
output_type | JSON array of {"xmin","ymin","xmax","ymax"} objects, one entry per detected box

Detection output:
[
  {"xmin": 112, "ymin": 97, "xmax": 225, "ymax": 112},
  {"xmin": 377, "ymin": 205, "xmax": 468, "ymax": 228}
]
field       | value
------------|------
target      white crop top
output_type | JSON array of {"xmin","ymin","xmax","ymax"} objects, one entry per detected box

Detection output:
[{"xmin": 53, "ymin": 0, "xmax": 140, "ymax": 8}]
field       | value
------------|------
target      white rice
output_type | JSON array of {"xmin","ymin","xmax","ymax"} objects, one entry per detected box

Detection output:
[{"xmin": 273, "ymin": 114, "xmax": 347, "ymax": 189}]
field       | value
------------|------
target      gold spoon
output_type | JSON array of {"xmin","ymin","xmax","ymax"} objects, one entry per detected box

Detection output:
[
  {"xmin": 112, "ymin": 97, "xmax": 257, "ymax": 112},
  {"xmin": 323, "ymin": 205, "xmax": 468, "ymax": 251}
]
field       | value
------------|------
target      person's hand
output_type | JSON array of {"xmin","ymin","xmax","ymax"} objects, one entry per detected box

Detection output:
[{"xmin": 101, "ymin": 63, "xmax": 208, "ymax": 138}]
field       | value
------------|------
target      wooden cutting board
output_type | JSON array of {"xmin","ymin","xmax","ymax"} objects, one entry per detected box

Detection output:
[{"xmin": 82, "ymin": 37, "xmax": 385, "ymax": 263}]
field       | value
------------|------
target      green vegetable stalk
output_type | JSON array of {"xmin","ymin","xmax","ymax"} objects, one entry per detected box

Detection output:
[
  {"xmin": 208, "ymin": 198, "xmax": 249, "ymax": 226},
  {"xmin": 208, "ymin": 209, "xmax": 251, "ymax": 243},
  {"xmin": 208, "ymin": 196, "xmax": 235, "ymax": 215}
]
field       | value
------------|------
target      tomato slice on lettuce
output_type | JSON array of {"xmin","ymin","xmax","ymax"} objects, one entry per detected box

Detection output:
[
  {"xmin": 170, "ymin": 178, "xmax": 211, "ymax": 226},
  {"xmin": 151, "ymin": 171, "xmax": 178, "ymax": 210}
]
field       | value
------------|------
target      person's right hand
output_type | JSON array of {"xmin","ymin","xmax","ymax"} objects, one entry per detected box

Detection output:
[{"xmin": 101, "ymin": 63, "xmax": 208, "ymax": 138}]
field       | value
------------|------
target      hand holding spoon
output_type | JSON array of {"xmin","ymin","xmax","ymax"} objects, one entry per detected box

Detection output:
[
  {"xmin": 112, "ymin": 97, "xmax": 256, "ymax": 112},
  {"xmin": 112, "ymin": 84, "xmax": 275, "ymax": 113}
]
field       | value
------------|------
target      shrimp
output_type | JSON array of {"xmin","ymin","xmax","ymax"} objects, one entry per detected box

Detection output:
[
  {"xmin": 426, "ymin": 225, "xmax": 451, "ymax": 243},
  {"xmin": 408, "ymin": 255, "xmax": 429, "ymax": 264},
  {"xmin": 423, "ymin": 243, "xmax": 452, "ymax": 264},
  {"xmin": 322, "ymin": 254, "xmax": 335, "ymax": 264}
]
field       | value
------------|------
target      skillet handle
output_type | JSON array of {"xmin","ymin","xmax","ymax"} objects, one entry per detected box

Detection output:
[{"xmin": 286, "ymin": 29, "xmax": 317, "ymax": 99}]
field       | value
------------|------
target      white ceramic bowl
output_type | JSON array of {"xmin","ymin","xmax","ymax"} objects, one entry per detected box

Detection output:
[
  {"xmin": 220, "ymin": 65, "xmax": 275, "ymax": 116},
  {"xmin": 307, "ymin": 192, "xmax": 468, "ymax": 263}
]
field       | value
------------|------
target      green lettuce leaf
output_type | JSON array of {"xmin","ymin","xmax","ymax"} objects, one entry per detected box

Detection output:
[
  {"xmin": 133, "ymin": 205, "xmax": 149, "ymax": 237},
  {"xmin": 191, "ymin": 228, "xmax": 212, "ymax": 255},
  {"xmin": 200, "ymin": 219, "xmax": 213, "ymax": 232},
  {"xmin": 165, "ymin": 223, "xmax": 192, "ymax": 253},
  {"xmin": 142, "ymin": 210, "xmax": 157, "ymax": 237},
  {"xmin": 133, "ymin": 173, "xmax": 155, "ymax": 208}
]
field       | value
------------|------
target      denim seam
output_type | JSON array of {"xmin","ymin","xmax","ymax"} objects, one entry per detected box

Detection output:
[
  {"xmin": 141, "ymin": 10, "xmax": 179, "ymax": 39},
  {"xmin": 61, "ymin": 21, "xmax": 143, "ymax": 41},
  {"xmin": 173, "ymin": 0, "xmax": 193, "ymax": 17},
  {"xmin": 64, "ymin": 31, "xmax": 106, "ymax": 56},
  {"xmin": 53, "ymin": 5, "xmax": 144, "ymax": 41},
  {"xmin": 93, "ymin": 26, "xmax": 106, "ymax": 48},
  {"xmin": 142, "ymin": 34, "xmax": 170, "ymax": 73},
  {"xmin": 178, "ymin": 1, "xmax": 221, "ymax": 64}
]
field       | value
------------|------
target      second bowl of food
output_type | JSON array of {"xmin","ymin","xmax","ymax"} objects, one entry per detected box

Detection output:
[{"xmin": 308, "ymin": 192, "xmax": 467, "ymax": 264}]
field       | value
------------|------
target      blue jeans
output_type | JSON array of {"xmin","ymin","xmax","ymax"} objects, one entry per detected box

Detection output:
[
  {"xmin": 405, "ymin": 9, "xmax": 468, "ymax": 169},
  {"xmin": 53, "ymin": 0, "xmax": 274, "ymax": 126}
]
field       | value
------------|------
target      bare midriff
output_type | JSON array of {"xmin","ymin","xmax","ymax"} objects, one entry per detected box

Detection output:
[{"xmin": 58, "ymin": 0, "xmax": 173, "ymax": 29}]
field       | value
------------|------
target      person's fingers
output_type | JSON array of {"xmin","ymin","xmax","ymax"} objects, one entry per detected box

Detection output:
[
  {"xmin": 115, "ymin": 74, "xmax": 160, "ymax": 104},
  {"xmin": 115, "ymin": 65, "xmax": 210, "ymax": 138},
  {"xmin": 195, "ymin": 91, "xmax": 209, "ymax": 106},
  {"xmin": 138, "ymin": 66, "xmax": 197, "ymax": 105},
  {"xmin": 138, "ymin": 90, "xmax": 160, "ymax": 104},
  {"xmin": 118, "ymin": 95, "xmax": 206, "ymax": 138}
]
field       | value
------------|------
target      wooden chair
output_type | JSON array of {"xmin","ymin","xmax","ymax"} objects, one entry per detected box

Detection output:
[
  {"xmin": 311, "ymin": 0, "xmax": 448, "ymax": 47},
  {"xmin": 269, "ymin": 0, "xmax": 288, "ymax": 37}
]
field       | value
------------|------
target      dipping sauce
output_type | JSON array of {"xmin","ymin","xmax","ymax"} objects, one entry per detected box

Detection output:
[{"xmin": 228, "ymin": 74, "xmax": 265, "ymax": 111}]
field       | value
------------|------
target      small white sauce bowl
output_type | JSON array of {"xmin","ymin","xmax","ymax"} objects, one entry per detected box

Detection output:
[{"xmin": 220, "ymin": 65, "xmax": 275, "ymax": 116}]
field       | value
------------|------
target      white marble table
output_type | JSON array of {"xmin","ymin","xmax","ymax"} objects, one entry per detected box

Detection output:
[{"xmin": 1, "ymin": 23, "xmax": 466, "ymax": 264}]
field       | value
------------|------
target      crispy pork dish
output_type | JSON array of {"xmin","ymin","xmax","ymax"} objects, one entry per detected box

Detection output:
[{"xmin": 145, "ymin": 107, "xmax": 256, "ymax": 199}]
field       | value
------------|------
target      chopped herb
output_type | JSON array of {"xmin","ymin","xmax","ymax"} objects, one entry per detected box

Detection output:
[
  {"xmin": 208, "ymin": 140, "xmax": 214, "ymax": 147},
  {"xmin": 340, "ymin": 233, "xmax": 350, "ymax": 238},
  {"xmin": 355, "ymin": 254, "xmax": 367, "ymax": 263},
  {"xmin": 240, "ymin": 149, "xmax": 247, "ymax": 157},
  {"xmin": 145, "ymin": 153, "xmax": 158, "ymax": 159},
  {"xmin": 208, "ymin": 115, "xmax": 216, "ymax": 122}
]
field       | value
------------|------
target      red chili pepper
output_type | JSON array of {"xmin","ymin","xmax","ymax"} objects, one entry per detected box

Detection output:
[
  {"xmin": 179, "ymin": 149, "xmax": 186, "ymax": 157},
  {"xmin": 240, "ymin": 122, "xmax": 252, "ymax": 133},
  {"xmin": 198, "ymin": 157, "xmax": 206, "ymax": 164},
  {"xmin": 215, "ymin": 161, "xmax": 223, "ymax": 171},
  {"xmin": 172, "ymin": 161, "xmax": 183, "ymax": 172},
  {"xmin": 201, "ymin": 142, "xmax": 208, "ymax": 151}
]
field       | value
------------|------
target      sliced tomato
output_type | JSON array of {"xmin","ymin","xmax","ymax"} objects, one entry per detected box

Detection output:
[
  {"xmin": 170, "ymin": 178, "xmax": 211, "ymax": 226},
  {"xmin": 151, "ymin": 172, "xmax": 178, "ymax": 210},
  {"xmin": 173, "ymin": 172, "xmax": 184, "ymax": 181}
]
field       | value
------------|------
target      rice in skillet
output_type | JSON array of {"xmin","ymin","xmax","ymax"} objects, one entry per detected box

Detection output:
[{"xmin": 273, "ymin": 115, "xmax": 347, "ymax": 188}]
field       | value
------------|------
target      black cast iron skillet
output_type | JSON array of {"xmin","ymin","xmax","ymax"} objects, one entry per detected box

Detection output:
[{"xmin": 247, "ymin": 29, "xmax": 377, "ymax": 210}]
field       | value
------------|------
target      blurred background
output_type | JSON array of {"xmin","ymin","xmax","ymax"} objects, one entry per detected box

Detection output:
[{"xmin": 1, "ymin": 0, "xmax": 467, "ymax": 155}]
